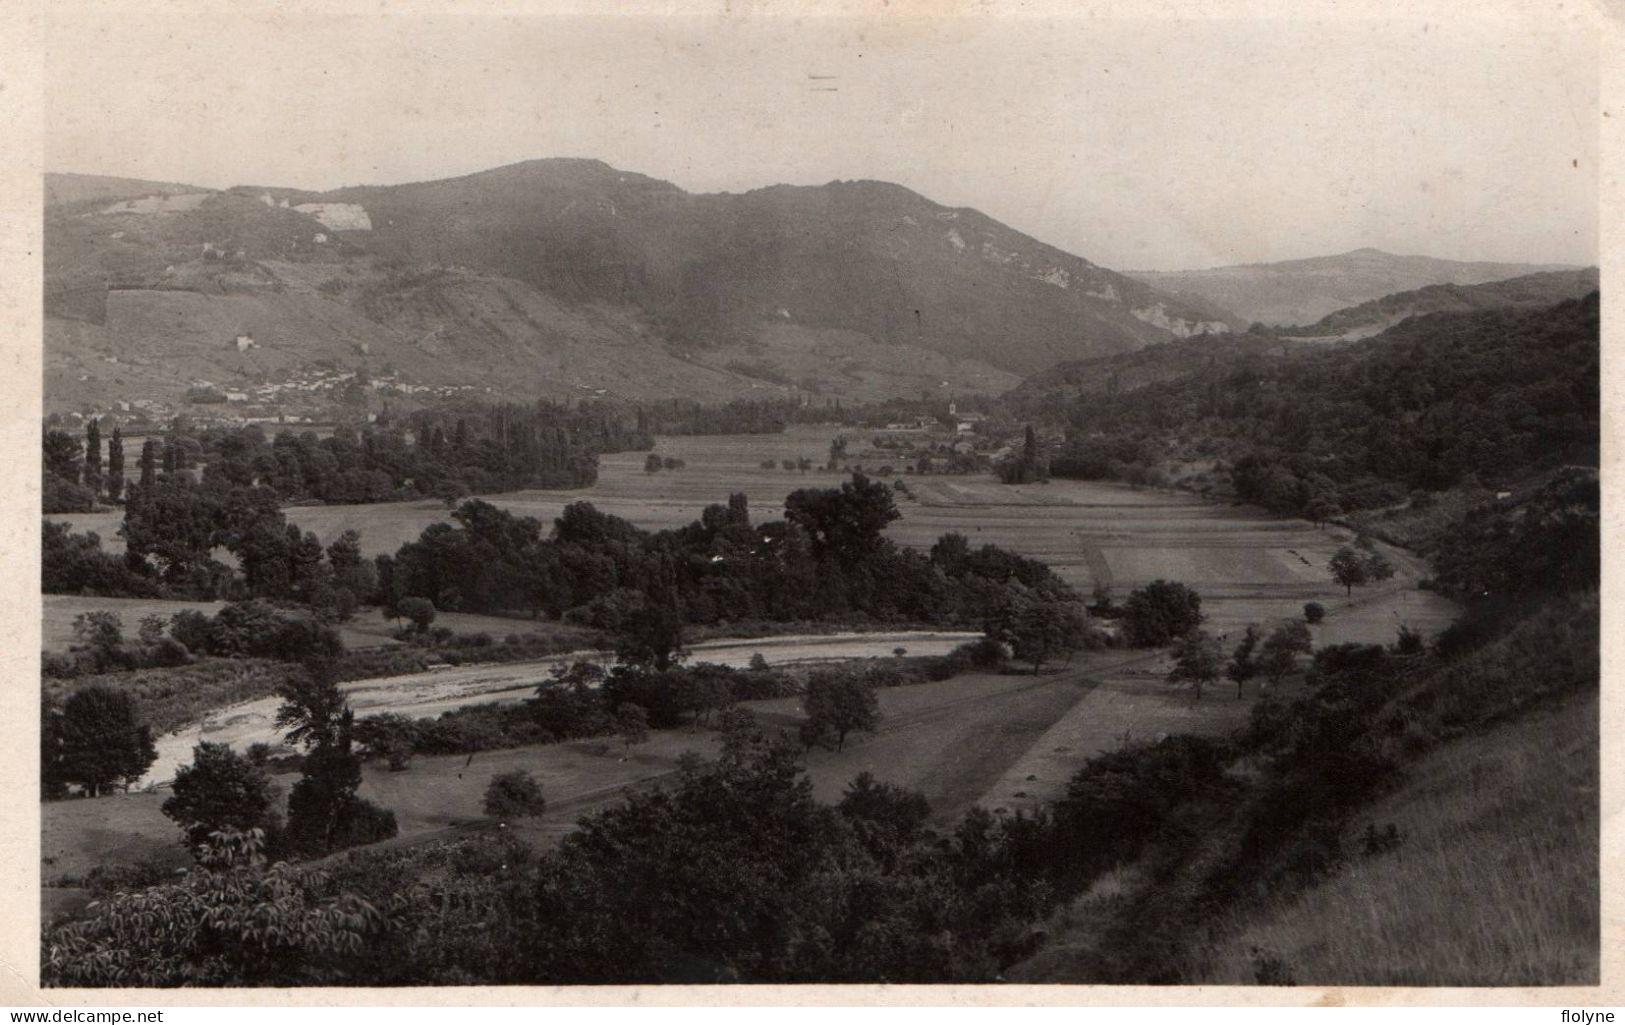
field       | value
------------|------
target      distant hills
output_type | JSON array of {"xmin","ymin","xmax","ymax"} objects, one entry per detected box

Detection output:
[
  {"xmin": 44, "ymin": 162, "xmax": 1590, "ymax": 416},
  {"xmin": 1010, "ymin": 268, "xmax": 1601, "ymax": 401},
  {"xmin": 42, "ymin": 160, "xmax": 1236, "ymax": 414},
  {"xmin": 1128, "ymin": 248, "xmax": 1582, "ymax": 327},
  {"xmin": 44, "ymin": 173, "xmax": 207, "ymax": 210},
  {"xmin": 1281, "ymin": 268, "xmax": 1600, "ymax": 340}
]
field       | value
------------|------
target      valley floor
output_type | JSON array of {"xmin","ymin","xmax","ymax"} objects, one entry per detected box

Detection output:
[
  {"xmin": 53, "ymin": 426, "xmax": 1459, "ymax": 644},
  {"xmin": 43, "ymin": 647, "xmax": 1275, "ymax": 921},
  {"xmin": 42, "ymin": 427, "xmax": 1463, "ymax": 943}
]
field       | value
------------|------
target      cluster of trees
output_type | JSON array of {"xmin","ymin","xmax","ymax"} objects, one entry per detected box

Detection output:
[
  {"xmin": 384, "ymin": 475, "xmax": 1082, "ymax": 634},
  {"xmin": 1328, "ymin": 542, "xmax": 1396, "ymax": 595},
  {"xmin": 799, "ymin": 669, "xmax": 881, "ymax": 751},
  {"xmin": 984, "ymin": 594, "xmax": 1092, "ymax": 672},
  {"xmin": 42, "ymin": 398, "xmax": 650, "ymax": 517},
  {"xmin": 168, "ymin": 601, "xmax": 345, "ymax": 661},
  {"xmin": 1117, "ymin": 580, "xmax": 1204, "ymax": 647},
  {"xmin": 43, "ymin": 610, "xmax": 192, "ymax": 678},
  {"xmin": 994, "ymin": 425, "xmax": 1049, "ymax": 485},
  {"xmin": 1429, "ymin": 470, "xmax": 1598, "ymax": 604},
  {"xmin": 59, "ymin": 476, "xmax": 377, "ymax": 605},
  {"xmin": 1029, "ymin": 294, "xmax": 1599, "ymax": 521},
  {"xmin": 43, "ymin": 419, "xmax": 125, "ymax": 513},
  {"xmin": 1170, "ymin": 619, "xmax": 1315, "ymax": 702},
  {"xmin": 154, "ymin": 662, "xmax": 398, "ymax": 864},
  {"xmin": 41, "ymin": 686, "xmax": 157, "ymax": 798},
  {"xmin": 484, "ymin": 770, "xmax": 547, "ymax": 819},
  {"xmin": 758, "ymin": 456, "xmax": 817, "ymax": 473},
  {"xmin": 193, "ymin": 400, "xmax": 641, "ymax": 503},
  {"xmin": 46, "ymin": 482, "xmax": 376, "ymax": 608},
  {"xmin": 1048, "ymin": 433, "xmax": 1162, "ymax": 488},
  {"xmin": 42, "ymin": 522, "xmax": 160, "ymax": 597}
]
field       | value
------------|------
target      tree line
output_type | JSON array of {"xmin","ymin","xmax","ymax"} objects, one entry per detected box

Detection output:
[
  {"xmin": 42, "ymin": 398, "xmax": 653, "ymax": 515},
  {"xmin": 382, "ymin": 473, "xmax": 1082, "ymax": 633}
]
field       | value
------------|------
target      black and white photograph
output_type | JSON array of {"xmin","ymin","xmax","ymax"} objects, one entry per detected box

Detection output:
[{"xmin": 24, "ymin": 0, "xmax": 1605, "ymax": 994}]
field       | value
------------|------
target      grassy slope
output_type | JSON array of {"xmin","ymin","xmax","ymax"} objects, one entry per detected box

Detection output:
[
  {"xmin": 1013, "ymin": 591, "xmax": 1598, "ymax": 985},
  {"xmin": 1201, "ymin": 690, "xmax": 1597, "ymax": 985}
]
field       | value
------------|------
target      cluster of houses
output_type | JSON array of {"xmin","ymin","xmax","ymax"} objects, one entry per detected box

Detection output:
[{"xmin": 879, "ymin": 403, "xmax": 990, "ymax": 435}]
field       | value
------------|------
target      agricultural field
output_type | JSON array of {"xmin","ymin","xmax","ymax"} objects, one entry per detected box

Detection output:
[
  {"xmin": 51, "ymin": 425, "xmax": 1456, "ymax": 646},
  {"xmin": 747, "ymin": 666, "xmax": 1098, "ymax": 822}
]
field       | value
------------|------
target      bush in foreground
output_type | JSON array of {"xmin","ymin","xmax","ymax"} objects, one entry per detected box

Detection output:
[{"xmin": 484, "ymin": 771, "xmax": 547, "ymax": 819}]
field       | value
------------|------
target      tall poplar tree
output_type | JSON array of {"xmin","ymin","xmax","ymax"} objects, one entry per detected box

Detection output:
[
  {"xmin": 83, "ymin": 419, "xmax": 102, "ymax": 498},
  {"xmin": 138, "ymin": 438, "xmax": 158, "ymax": 487},
  {"xmin": 105, "ymin": 425, "xmax": 125, "ymax": 501}
]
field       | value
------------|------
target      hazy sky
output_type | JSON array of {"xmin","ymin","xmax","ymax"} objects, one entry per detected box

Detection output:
[{"xmin": 45, "ymin": 3, "xmax": 1600, "ymax": 271}]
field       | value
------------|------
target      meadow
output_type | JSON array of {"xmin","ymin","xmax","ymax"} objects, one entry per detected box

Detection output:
[
  {"xmin": 44, "ymin": 656, "xmax": 1183, "ymax": 890},
  {"xmin": 45, "ymin": 656, "xmax": 1236, "ymax": 897}
]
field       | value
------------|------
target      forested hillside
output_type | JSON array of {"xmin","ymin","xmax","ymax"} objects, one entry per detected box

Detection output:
[{"xmin": 1019, "ymin": 294, "xmax": 1598, "ymax": 529}]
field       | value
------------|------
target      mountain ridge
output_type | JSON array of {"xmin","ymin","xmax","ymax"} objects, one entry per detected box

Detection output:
[
  {"xmin": 1129, "ymin": 247, "xmax": 1581, "ymax": 326},
  {"xmin": 43, "ymin": 159, "xmax": 1236, "ymax": 414},
  {"xmin": 1282, "ymin": 267, "xmax": 1600, "ymax": 340}
]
